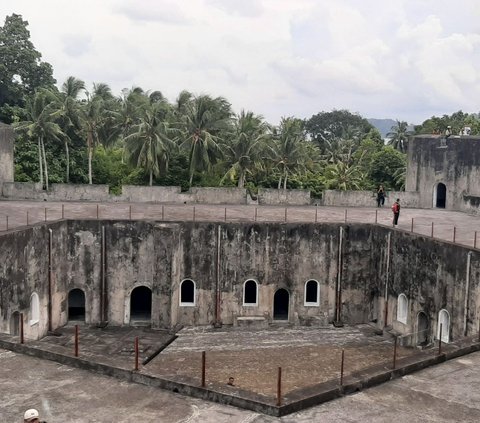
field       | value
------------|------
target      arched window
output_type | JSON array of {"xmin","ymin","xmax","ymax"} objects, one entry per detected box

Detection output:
[
  {"xmin": 304, "ymin": 280, "xmax": 320, "ymax": 306},
  {"xmin": 180, "ymin": 279, "xmax": 195, "ymax": 306},
  {"xmin": 437, "ymin": 309, "xmax": 450, "ymax": 343},
  {"xmin": 397, "ymin": 294, "xmax": 408, "ymax": 324},
  {"xmin": 243, "ymin": 279, "xmax": 258, "ymax": 306},
  {"xmin": 30, "ymin": 292, "xmax": 39, "ymax": 325}
]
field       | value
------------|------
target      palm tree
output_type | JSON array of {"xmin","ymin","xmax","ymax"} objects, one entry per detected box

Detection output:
[
  {"xmin": 269, "ymin": 117, "xmax": 308, "ymax": 190},
  {"xmin": 52, "ymin": 76, "xmax": 85, "ymax": 182},
  {"xmin": 178, "ymin": 94, "xmax": 232, "ymax": 186},
  {"xmin": 387, "ymin": 120, "xmax": 412, "ymax": 153},
  {"xmin": 124, "ymin": 102, "xmax": 176, "ymax": 186},
  {"xmin": 78, "ymin": 91, "xmax": 105, "ymax": 184},
  {"xmin": 324, "ymin": 161, "xmax": 365, "ymax": 190},
  {"xmin": 222, "ymin": 110, "xmax": 269, "ymax": 188},
  {"xmin": 14, "ymin": 89, "xmax": 66, "ymax": 190}
]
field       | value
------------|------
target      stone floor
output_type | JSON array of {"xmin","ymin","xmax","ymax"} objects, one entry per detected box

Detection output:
[
  {"xmin": 2, "ymin": 347, "xmax": 480, "ymax": 422},
  {"xmin": 0, "ymin": 201, "xmax": 479, "ymax": 248}
]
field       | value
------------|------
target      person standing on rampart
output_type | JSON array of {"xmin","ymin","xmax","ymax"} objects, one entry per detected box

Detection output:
[{"xmin": 392, "ymin": 198, "xmax": 400, "ymax": 226}]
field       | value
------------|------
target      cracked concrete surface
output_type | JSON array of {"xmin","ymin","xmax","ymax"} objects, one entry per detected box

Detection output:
[{"xmin": 2, "ymin": 348, "xmax": 480, "ymax": 422}]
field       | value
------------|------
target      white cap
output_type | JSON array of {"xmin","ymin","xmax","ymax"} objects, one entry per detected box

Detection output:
[{"xmin": 24, "ymin": 409, "xmax": 39, "ymax": 421}]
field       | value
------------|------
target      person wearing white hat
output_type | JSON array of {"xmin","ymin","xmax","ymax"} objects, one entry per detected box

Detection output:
[{"xmin": 23, "ymin": 408, "xmax": 40, "ymax": 422}]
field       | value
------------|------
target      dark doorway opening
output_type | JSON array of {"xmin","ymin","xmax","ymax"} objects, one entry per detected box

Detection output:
[
  {"xmin": 10, "ymin": 311, "xmax": 20, "ymax": 335},
  {"xmin": 68, "ymin": 289, "xmax": 85, "ymax": 321},
  {"xmin": 130, "ymin": 286, "xmax": 152, "ymax": 321},
  {"xmin": 436, "ymin": 183, "xmax": 446, "ymax": 208},
  {"xmin": 244, "ymin": 280, "xmax": 257, "ymax": 304},
  {"xmin": 417, "ymin": 312, "xmax": 429, "ymax": 346},
  {"xmin": 273, "ymin": 289, "xmax": 289, "ymax": 320}
]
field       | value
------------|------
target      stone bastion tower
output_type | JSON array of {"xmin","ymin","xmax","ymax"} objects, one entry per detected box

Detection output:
[{"xmin": 406, "ymin": 135, "xmax": 480, "ymax": 212}]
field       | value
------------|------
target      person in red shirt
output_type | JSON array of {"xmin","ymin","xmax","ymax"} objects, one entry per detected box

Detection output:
[{"xmin": 392, "ymin": 199, "xmax": 401, "ymax": 226}]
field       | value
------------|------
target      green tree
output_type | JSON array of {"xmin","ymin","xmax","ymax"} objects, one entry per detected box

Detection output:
[
  {"xmin": 51, "ymin": 76, "xmax": 86, "ymax": 182},
  {"xmin": 305, "ymin": 109, "xmax": 373, "ymax": 153},
  {"xmin": 178, "ymin": 94, "xmax": 233, "ymax": 186},
  {"xmin": 269, "ymin": 117, "xmax": 309, "ymax": 190},
  {"xmin": 14, "ymin": 89, "xmax": 65, "ymax": 189},
  {"xmin": 0, "ymin": 14, "xmax": 55, "ymax": 122},
  {"xmin": 78, "ymin": 83, "xmax": 118, "ymax": 184},
  {"xmin": 386, "ymin": 120, "xmax": 412, "ymax": 153},
  {"xmin": 368, "ymin": 146, "xmax": 406, "ymax": 190},
  {"xmin": 222, "ymin": 110, "xmax": 269, "ymax": 188},
  {"xmin": 124, "ymin": 102, "xmax": 176, "ymax": 185}
]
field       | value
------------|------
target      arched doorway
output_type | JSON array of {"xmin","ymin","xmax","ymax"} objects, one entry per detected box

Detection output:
[
  {"xmin": 435, "ymin": 183, "xmax": 446, "ymax": 208},
  {"xmin": 437, "ymin": 309, "xmax": 450, "ymax": 343},
  {"xmin": 273, "ymin": 289, "xmax": 289, "ymax": 320},
  {"xmin": 68, "ymin": 289, "xmax": 85, "ymax": 322},
  {"xmin": 10, "ymin": 311, "xmax": 20, "ymax": 335},
  {"xmin": 130, "ymin": 286, "xmax": 152, "ymax": 322},
  {"xmin": 417, "ymin": 312, "xmax": 429, "ymax": 346}
]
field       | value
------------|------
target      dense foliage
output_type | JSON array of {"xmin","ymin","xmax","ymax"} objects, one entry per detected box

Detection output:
[{"xmin": 5, "ymin": 13, "xmax": 478, "ymax": 197}]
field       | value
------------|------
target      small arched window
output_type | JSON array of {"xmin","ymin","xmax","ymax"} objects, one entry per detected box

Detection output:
[
  {"xmin": 304, "ymin": 280, "xmax": 320, "ymax": 306},
  {"xmin": 243, "ymin": 279, "xmax": 258, "ymax": 306},
  {"xmin": 437, "ymin": 309, "xmax": 450, "ymax": 343},
  {"xmin": 30, "ymin": 292, "xmax": 39, "ymax": 325},
  {"xmin": 397, "ymin": 294, "xmax": 408, "ymax": 324},
  {"xmin": 180, "ymin": 279, "xmax": 195, "ymax": 306}
]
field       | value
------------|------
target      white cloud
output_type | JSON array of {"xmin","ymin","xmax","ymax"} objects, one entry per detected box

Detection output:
[{"xmin": 2, "ymin": 0, "xmax": 480, "ymax": 124}]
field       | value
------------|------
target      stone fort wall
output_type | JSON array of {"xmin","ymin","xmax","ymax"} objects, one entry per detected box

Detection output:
[{"xmin": 0, "ymin": 220, "xmax": 478, "ymax": 347}]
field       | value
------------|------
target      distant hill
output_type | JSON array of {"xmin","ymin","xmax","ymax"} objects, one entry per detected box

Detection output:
[{"xmin": 368, "ymin": 118, "xmax": 415, "ymax": 138}]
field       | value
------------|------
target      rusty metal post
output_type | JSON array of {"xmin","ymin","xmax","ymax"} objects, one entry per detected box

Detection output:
[
  {"xmin": 438, "ymin": 324, "xmax": 442, "ymax": 355},
  {"xmin": 75, "ymin": 324, "xmax": 79, "ymax": 357},
  {"xmin": 129, "ymin": 205, "xmax": 132, "ymax": 220},
  {"xmin": 96, "ymin": 204, "xmax": 99, "ymax": 219},
  {"xmin": 431, "ymin": 222, "xmax": 434, "ymax": 238},
  {"xmin": 162, "ymin": 205, "xmax": 165, "ymax": 221},
  {"xmin": 475, "ymin": 231, "xmax": 478, "ymax": 249},
  {"xmin": 315, "ymin": 206, "xmax": 318, "ymax": 223},
  {"xmin": 410, "ymin": 218, "xmax": 414, "ymax": 233},
  {"xmin": 277, "ymin": 367, "xmax": 282, "ymax": 406},
  {"xmin": 224, "ymin": 207, "xmax": 227, "ymax": 222},
  {"xmin": 20, "ymin": 313, "xmax": 24, "ymax": 344},
  {"xmin": 201, "ymin": 351, "xmax": 206, "ymax": 387},
  {"xmin": 340, "ymin": 349, "xmax": 345, "ymax": 386},
  {"xmin": 26, "ymin": 211, "xmax": 29, "ymax": 226},
  {"xmin": 6, "ymin": 215, "xmax": 8, "ymax": 230},
  {"xmin": 62, "ymin": 204, "xmax": 65, "ymax": 219},
  {"xmin": 393, "ymin": 337, "xmax": 397, "ymax": 369},
  {"xmin": 284, "ymin": 207, "xmax": 287, "ymax": 222},
  {"xmin": 375, "ymin": 209, "xmax": 378, "ymax": 224},
  {"xmin": 134, "ymin": 336, "xmax": 139, "ymax": 371},
  {"xmin": 193, "ymin": 206, "xmax": 196, "ymax": 222},
  {"xmin": 478, "ymin": 318, "xmax": 480, "ymax": 343},
  {"xmin": 254, "ymin": 207, "xmax": 257, "ymax": 222},
  {"xmin": 453, "ymin": 227, "xmax": 456, "ymax": 243},
  {"xmin": 44, "ymin": 207, "xmax": 47, "ymax": 222},
  {"xmin": 344, "ymin": 209, "xmax": 347, "ymax": 223}
]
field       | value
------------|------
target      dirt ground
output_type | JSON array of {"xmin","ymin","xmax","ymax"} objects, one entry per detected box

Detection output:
[{"xmin": 145, "ymin": 325, "xmax": 416, "ymax": 398}]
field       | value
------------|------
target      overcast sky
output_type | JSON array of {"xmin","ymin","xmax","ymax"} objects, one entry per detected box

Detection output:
[{"xmin": 3, "ymin": 0, "xmax": 480, "ymax": 125}]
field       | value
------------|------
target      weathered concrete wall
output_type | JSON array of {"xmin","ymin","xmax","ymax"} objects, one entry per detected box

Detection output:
[
  {"xmin": 258, "ymin": 189, "xmax": 311, "ymax": 205},
  {"xmin": 0, "ymin": 123, "xmax": 14, "ymax": 185},
  {"xmin": 2, "ymin": 182, "xmax": 44, "ymax": 199},
  {"xmin": 119, "ymin": 185, "xmax": 182, "ymax": 203},
  {"xmin": 372, "ymin": 227, "xmax": 480, "ymax": 344},
  {"xmin": 188, "ymin": 187, "xmax": 246, "ymax": 204},
  {"xmin": 406, "ymin": 135, "xmax": 480, "ymax": 210},
  {"xmin": 322, "ymin": 190, "xmax": 421, "ymax": 208},
  {"xmin": 50, "ymin": 184, "xmax": 110, "ymax": 201},
  {"xmin": 2, "ymin": 220, "xmax": 480, "ymax": 346},
  {"xmin": 0, "ymin": 223, "xmax": 63, "ymax": 340}
]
